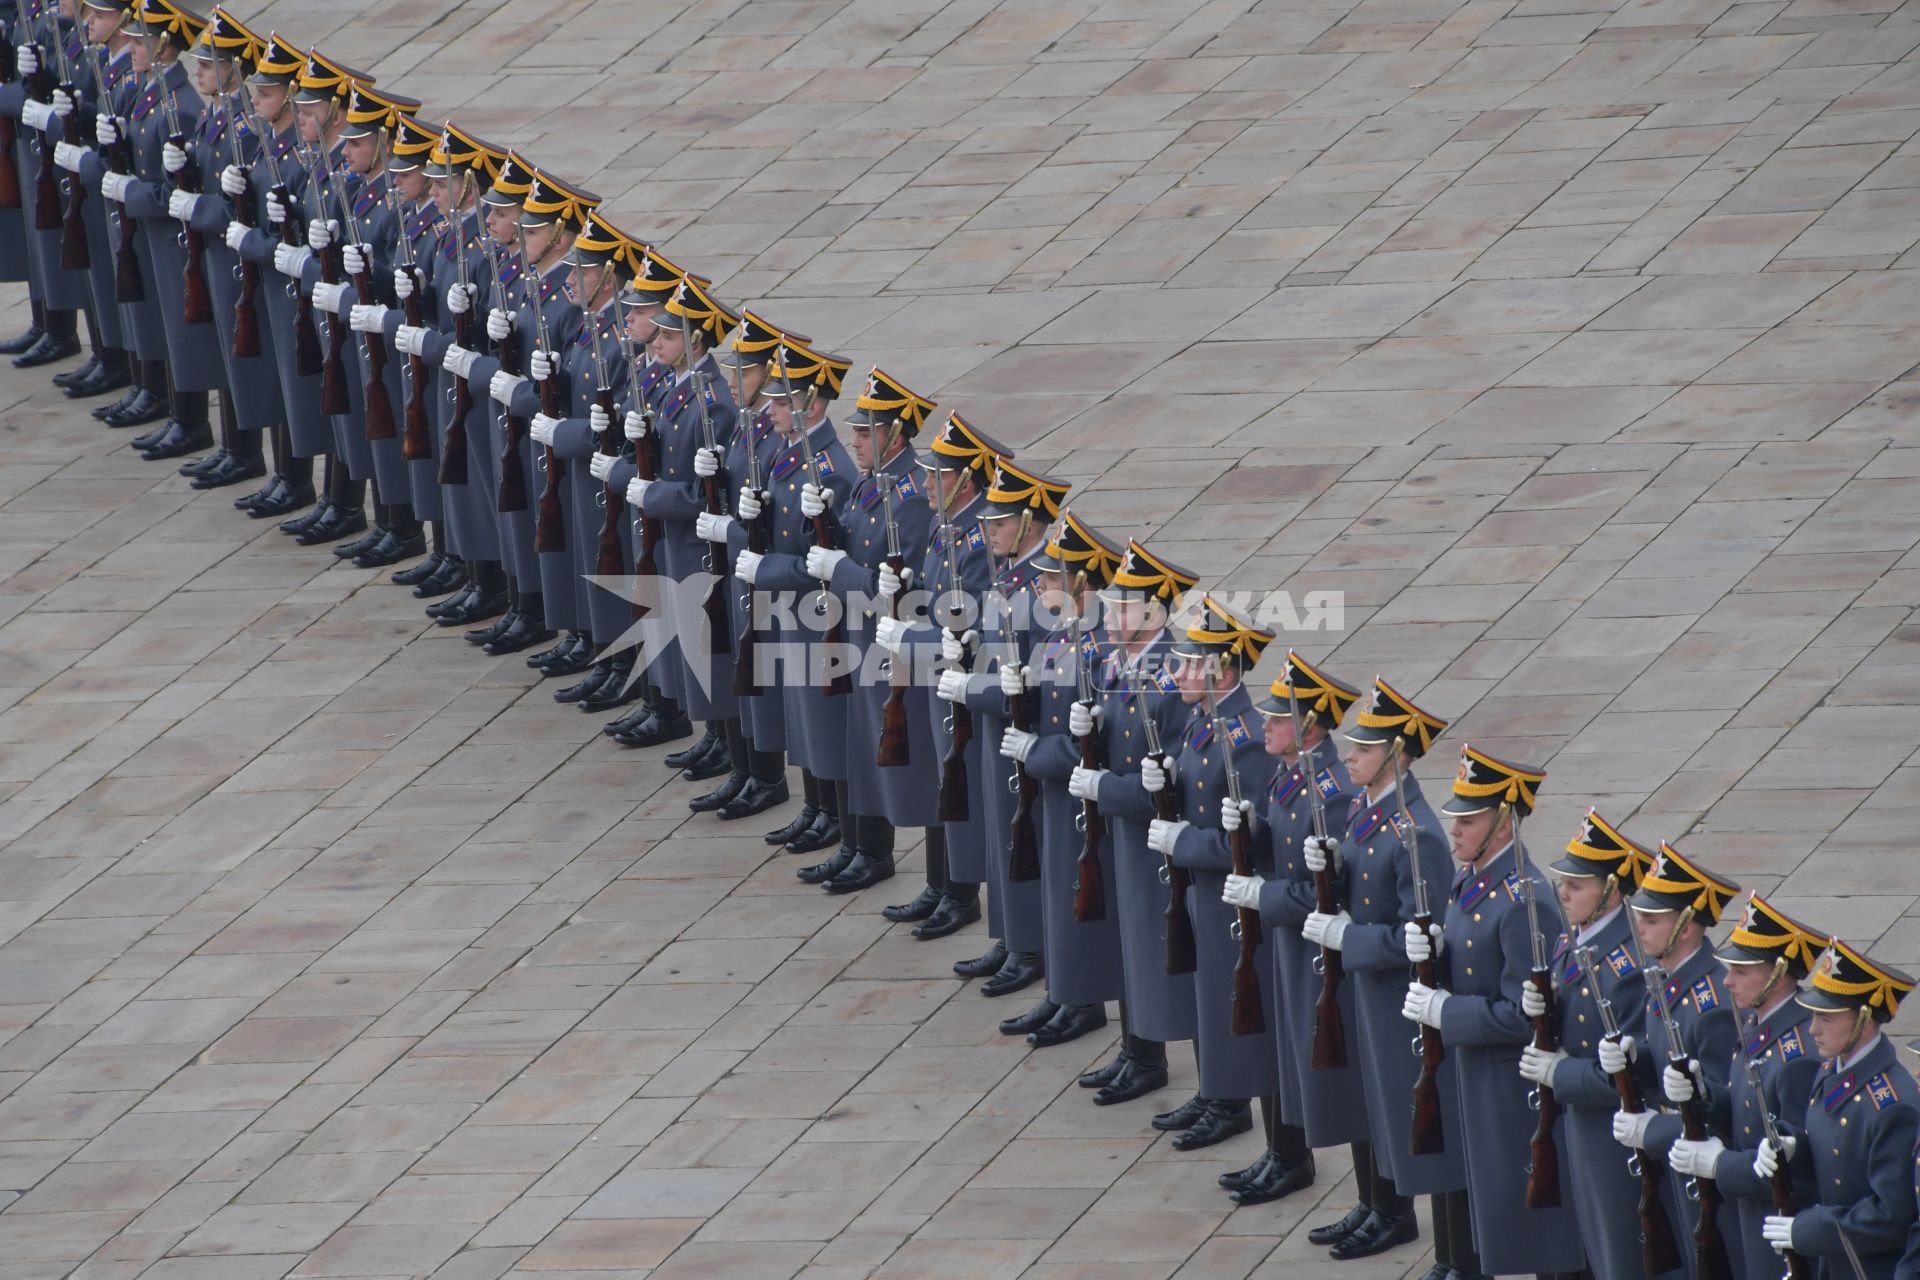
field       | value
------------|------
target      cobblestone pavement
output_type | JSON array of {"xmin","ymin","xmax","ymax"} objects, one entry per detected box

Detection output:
[{"xmin": 0, "ymin": 0, "xmax": 1917, "ymax": 1275}]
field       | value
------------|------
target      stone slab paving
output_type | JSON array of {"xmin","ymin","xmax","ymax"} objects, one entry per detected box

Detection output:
[{"xmin": 0, "ymin": 0, "xmax": 1915, "ymax": 1275}]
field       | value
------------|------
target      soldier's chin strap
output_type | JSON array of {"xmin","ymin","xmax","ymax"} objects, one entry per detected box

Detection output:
[
  {"xmin": 1653, "ymin": 904, "xmax": 1695, "ymax": 961},
  {"xmin": 1577, "ymin": 876, "xmax": 1620, "ymax": 930},
  {"xmin": 1756, "ymin": 955, "xmax": 1789, "ymax": 1009},
  {"xmin": 1840, "ymin": 1005, "xmax": 1873, "ymax": 1062},
  {"xmin": 1461, "ymin": 799, "xmax": 1508, "ymax": 874}
]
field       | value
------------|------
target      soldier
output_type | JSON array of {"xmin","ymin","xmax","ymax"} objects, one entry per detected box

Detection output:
[
  {"xmin": 4, "ymin": 0, "xmax": 85, "ymax": 372},
  {"xmin": 1219, "ymin": 652, "xmax": 1367, "ymax": 1205},
  {"xmin": 1297, "ymin": 677, "xmax": 1461, "ymax": 1263},
  {"xmin": 1667, "ymin": 895, "xmax": 1823, "ymax": 1280},
  {"xmin": 732, "ymin": 338, "xmax": 856, "ymax": 833},
  {"xmin": 1760, "ymin": 942, "xmax": 1916, "ymax": 1280},
  {"xmin": 936, "ymin": 461, "xmax": 1067, "ymax": 1015},
  {"xmin": 1407, "ymin": 748, "xmax": 1582, "ymax": 1280},
  {"xmin": 1609, "ymin": 841, "xmax": 1742, "ymax": 1278},
  {"xmin": 1008, "ymin": 513, "xmax": 1126, "ymax": 1049},
  {"xmin": 1519, "ymin": 810, "xmax": 1667, "ymax": 1280},
  {"xmin": 875, "ymin": 411, "xmax": 1000, "ymax": 939},
  {"xmin": 1143, "ymin": 596, "xmax": 1279, "ymax": 1150},
  {"xmin": 797, "ymin": 367, "xmax": 934, "ymax": 895}
]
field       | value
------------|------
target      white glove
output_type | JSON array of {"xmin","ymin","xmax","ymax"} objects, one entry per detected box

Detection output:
[
  {"xmin": 1221, "ymin": 799, "xmax": 1251, "ymax": 832},
  {"xmin": 1223, "ymin": 874, "xmax": 1264, "ymax": 910},
  {"xmin": 16, "ymin": 45, "xmax": 37, "ymax": 77},
  {"xmin": 162, "ymin": 141, "xmax": 186, "ymax": 174},
  {"xmin": 588, "ymin": 453, "xmax": 615, "ymax": 482},
  {"xmin": 623, "ymin": 409, "xmax": 648, "ymax": 440},
  {"xmin": 342, "ymin": 245, "xmax": 367, "ymax": 277},
  {"xmin": 589, "ymin": 403, "xmax": 611, "ymax": 435},
  {"xmin": 395, "ymin": 325, "xmax": 427, "ymax": 356},
  {"xmin": 1403, "ymin": 920, "xmax": 1443, "ymax": 962},
  {"xmin": 1303, "ymin": 911, "xmax": 1350, "ymax": 950},
  {"xmin": 874, "ymin": 562, "xmax": 907, "ymax": 597},
  {"xmin": 626, "ymin": 477, "xmax": 653, "ymax": 510},
  {"xmin": 1598, "ymin": 1035, "xmax": 1636, "ymax": 1076},
  {"xmin": 486, "ymin": 307, "xmax": 513, "ymax": 342},
  {"xmin": 1520, "ymin": 983, "xmax": 1548, "ymax": 1018},
  {"xmin": 100, "ymin": 171, "xmax": 129, "ymax": 202},
  {"xmin": 93, "ymin": 112, "xmax": 117, "ymax": 147},
  {"xmin": 1519, "ymin": 1044, "xmax": 1568, "ymax": 1085},
  {"xmin": 224, "ymin": 221, "xmax": 248, "ymax": 252},
  {"xmin": 1402, "ymin": 982, "xmax": 1449, "ymax": 1029},
  {"xmin": 735, "ymin": 549, "xmax": 763, "ymax": 585},
  {"xmin": 264, "ymin": 191, "xmax": 286, "ymax": 224},
  {"xmin": 805, "ymin": 546, "xmax": 847, "ymax": 580},
  {"xmin": 446, "ymin": 282, "xmax": 473, "ymax": 314},
  {"xmin": 1671, "ymin": 1136, "xmax": 1725, "ymax": 1180},
  {"xmin": 53, "ymin": 141, "xmax": 81, "ymax": 172},
  {"xmin": 21, "ymin": 98, "xmax": 50, "ymax": 131},
  {"xmin": 999, "ymin": 729, "xmax": 1036, "ymax": 763},
  {"xmin": 1762, "ymin": 1216, "xmax": 1796, "ymax": 1255},
  {"xmin": 311, "ymin": 282, "xmax": 350, "ymax": 316},
  {"xmin": 1147, "ymin": 819, "xmax": 1189, "ymax": 856},
  {"xmin": 49, "ymin": 87, "xmax": 72, "ymax": 118},
  {"xmin": 392, "ymin": 267, "xmax": 415, "ymax": 300},
  {"xmin": 936, "ymin": 670, "xmax": 969, "ymax": 703},
  {"xmin": 530, "ymin": 414, "xmax": 560, "ymax": 447},
  {"xmin": 348, "ymin": 304, "xmax": 384, "ymax": 334},
  {"xmin": 942, "ymin": 629, "xmax": 977, "ymax": 663},
  {"xmin": 695, "ymin": 511, "xmax": 733, "ymax": 543},
  {"xmin": 307, "ymin": 218, "xmax": 337, "ymax": 251},
  {"xmin": 489, "ymin": 371, "xmax": 525, "ymax": 406},
  {"xmin": 800, "ymin": 483, "xmax": 831, "ymax": 518},
  {"xmin": 998, "ymin": 663, "xmax": 1024, "ymax": 698},
  {"xmin": 692, "ymin": 446, "xmax": 721, "ymax": 478},
  {"xmin": 1302, "ymin": 835, "xmax": 1341, "ymax": 874},
  {"xmin": 1612, "ymin": 1109, "xmax": 1653, "ymax": 1149},
  {"xmin": 220, "ymin": 164, "xmax": 247, "ymax": 197},
  {"xmin": 442, "ymin": 345, "xmax": 479, "ymax": 380},
  {"xmin": 1141, "ymin": 755, "xmax": 1172, "ymax": 793},
  {"xmin": 530, "ymin": 349, "xmax": 554, "ymax": 381},
  {"xmin": 875, "ymin": 617, "xmax": 909, "ymax": 655},
  {"xmin": 1664, "ymin": 1063, "xmax": 1697, "ymax": 1104},
  {"xmin": 167, "ymin": 189, "xmax": 196, "ymax": 221},
  {"xmin": 1069, "ymin": 700, "xmax": 1099, "ymax": 737},
  {"xmin": 1754, "ymin": 1135, "xmax": 1796, "ymax": 1179},
  {"xmin": 736, "ymin": 488, "xmax": 763, "ymax": 521},
  {"xmin": 1068, "ymin": 767, "xmax": 1105, "ymax": 802},
  {"xmin": 272, "ymin": 244, "xmax": 311, "ymax": 277}
]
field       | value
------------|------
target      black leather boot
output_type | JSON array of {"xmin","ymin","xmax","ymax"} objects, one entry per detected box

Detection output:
[
  {"xmin": 822, "ymin": 849, "xmax": 894, "ymax": 894},
  {"xmin": 554, "ymin": 657, "xmax": 613, "ymax": 704},
  {"xmin": 1151, "ymin": 1095, "xmax": 1209, "ymax": 1132},
  {"xmin": 1094, "ymin": 1042, "xmax": 1169, "ymax": 1106},
  {"xmin": 765, "ymin": 805, "xmax": 819, "ymax": 846},
  {"xmin": 910, "ymin": 893, "xmax": 981, "ymax": 940},
  {"xmin": 13, "ymin": 326, "xmax": 79, "ymax": 368},
  {"xmin": 294, "ymin": 502, "xmax": 366, "ymax": 546},
  {"xmin": 411, "ymin": 555, "xmax": 465, "ymax": 598},
  {"xmin": 1171, "ymin": 1100, "xmax": 1253, "ymax": 1151},
  {"xmin": 1309, "ymin": 1203, "xmax": 1375, "ymax": 1247},
  {"xmin": 1027, "ymin": 1003, "xmax": 1106, "ymax": 1049},
  {"xmin": 52, "ymin": 350, "xmax": 98, "ymax": 388},
  {"xmin": 882, "ymin": 886, "xmax": 942, "ymax": 924},
  {"xmin": 954, "ymin": 940, "xmax": 1007, "ymax": 980},
  {"xmin": 665, "ymin": 728, "xmax": 722, "ymax": 772},
  {"xmin": 1230, "ymin": 1152, "xmax": 1314, "ymax": 1206},
  {"xmin": 678, "ymin": 733, "xmax": 731, "ymax": 782},
  {"xmin": 689, "ymin": 772, "xmax": 747, "ymax": 814},
  {"xmin": 979, "ymin": 950, "xmax": 1043, "ymax": 998},
  {"xmin": 783, "ymin": 809, "xmax": 840, "ymax": 854},
  {"xmin": 64, "ymin": 354, "xmax": 131, "ymax": 400},
  {"xmin": 716, "ymin": 774, "xmax": 788, "ymax": 821},
  {"xmin": 578, "ymin": 654, "xmax": 642, "ymax": 713},
  {"xmin": 998, "ymin": 999, "xmax": 1058, "ymax": 1037},
  {"xmin": 796, "ymin": 843, "xmax": 856, "ymax": 885},
  {"xmin": 1327, "ymin": 1208, "xmax": 1417, "ymax": 1259}
]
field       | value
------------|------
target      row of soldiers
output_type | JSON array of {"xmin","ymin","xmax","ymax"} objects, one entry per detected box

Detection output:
[{"xmin": 5, "ymin": 5, "xmax": 1918, "ymax": 1280}]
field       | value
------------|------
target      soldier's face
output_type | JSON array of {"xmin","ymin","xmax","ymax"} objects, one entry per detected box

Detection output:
[
  {"xmin": 1809, "ymin": 1009, "xmax": 1863, "ymax": 1059},
  {"xmin": 429, "ymin": 177, "xmax": 451, "ymax": 214},
  {"xmin": 1262, "ymin": 714, "xmax": 1295, "ymax": 758},
  {"xmin": 983, "ymin": 517, "xmax": 1018, "ymax": 558},
  {"xmin": 394, "ymin": 168, "xmax": 428, "ymax": 202},
  {"xmin": 733, "ymin": 363, "xmax": 768, "ymax": 406},
  {"xmin": 649, "ymin": 327, "xmax": 687, "ymax": 368},
  {"xmin": 84, "ymin": 8, "xmax": 116, "ymax": 42},
  {"xmin": 342, "ymin": 134, "xmax": 377, "ymax": 175},
  {"xmin": 129, "ymin": 37, "xmax": 150, "ymax": 72},
  {"xmin": 1555, "ymin": 873, "xmax": 1606, "ymax": 923},
  {"xmin": 1631, "ymin": 908, "xmax": 1686, "ymax": 959},
  {"xmin": 189, "ymin": 56, "xmax": 216, "ymax": 95},
  {"xmin": 1344, "ymin": 741, "xmax": 1389, "ymax": 789},
  {"xmin": 1172, "ymin": 655, "xmax": 1213, "ymax": 704},
  {"xmin": 295, "ymin": 100, "xmax": 327, "ymax": 143},
  {"xmin": 484, "ymin": 203, "xmax": 517, "ymax": 246},
  {"xmin": 1447, "ymin": 808, "xmax": 1509, "ymax": 865},
  {"xmin": 1723, "ymin": 961, "xmax": 1775, "ymax": 1011},
  {"xmin": 849, "ymin": 426, "xmax": 875, "ymax": 471},
  {"xmin": 759, "ymin": 397, "xmax": 794, "ymax": 437},
  {"xmin": 251, "ymin": 84, "xmax": 288, "ymax": 123}
]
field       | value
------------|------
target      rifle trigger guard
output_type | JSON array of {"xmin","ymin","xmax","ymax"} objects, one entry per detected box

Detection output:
[
  {"xmin": 231, "ymin": 264, "xmax": 244, "ymax": 283},
  {"xmin": 1157, "ymin": 862, "xmax": 1171, "ymax": 886},
  {"xmin": 1311, "ymin": 954, "xmax": 1325, "ymax": 976},
  {"xmin": 1411, "ymin": 1033, "xmax": 1424, "ymax": 1058},
  {"xmin": 1005, "ymin": 773, "xmax": 1019, "ymax": 796},
  {"xmin": 1627, "ymin": 1154, "xmax": 1643, "ymax": 1177},
  {"xmin": 593, "ymin": 489, "xmax": 605, "ymax": 510},
  {"xmin": 1685, "ymin": 1179, "xmax": 1701, "ymax": 1203},
  {"xmin": 1073, "ymin": 812, "xmax": 1086, "ymax": 834},
  {"xmin": 1228, "ymin": 919, "xmax": 1242, "ymax": 943},
  {"xmin": 1527, "ymin": 1087, "xmax": 1541, "ymax": 1112}
]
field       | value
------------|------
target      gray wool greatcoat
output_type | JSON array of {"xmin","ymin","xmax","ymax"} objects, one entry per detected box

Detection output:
[
  {"xmin": 2, "ymin": 11, "xmax": 88, "ymax": 311},
  {"xmin": 961, "ymin": 556, "xmax": 1045, "ymax": 953},
  {"xmin": 229, "ymin": 128, "xmax": 328, "ymax": 457},
  {"xmin": 1708, "ymin": 996, "xmax": 1819, "ymax": 1280},
  {"xmin": 1168, "ymin": 682, "xmax": 1280, "ymax": 1102},
  {"xmin": 754, "ymin": 419, "xmax": 857, "ymax": 778},
  {"xmin": 1796, "ymin": 1036, "xmax": 1918, "ymax": 1280},
  {"xmin": 537, "ymin": 300, "xmax": 630, "ymax": 646},
  {"xmin": 720, "ymin": 403, "xmax": 788, "ymax": 752},
  {"xmin": 1436, "ymin": 844, "xmax": 1585, "ymax": 1276},
  {"xmin": 383, "ymin": 198, "xmax": 448, "ymax": 525},
  {"xmin": 497, "ymin": 277, "xmax": 585, "ymax": 629},
  {"xmin": 185, "ymin": 94, "xmax": 285, "ymax": 432},
  {"xmin": 63, "ymin": 43, "xmax": 136, "ymax": 351},
  {"xmin": 1254, "ymin": 741, "xmax": 1370, "ymax": 1147}
]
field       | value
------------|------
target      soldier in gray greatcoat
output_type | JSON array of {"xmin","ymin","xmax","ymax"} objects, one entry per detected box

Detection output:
[
  {"xmin": 1411, "ymin": 748, "xmax": 1583, "ymax": 1280},
  {"xmin": 1223, "ymin": 652, "xmax": 1368, "ymax": 1207},
  {"xmin": 800, "ymin": 367, "xmax": 934, "ymax": 896},
  {"xmin": 3, "ymin": 0, "xmax": 85, "ymax": 371}
]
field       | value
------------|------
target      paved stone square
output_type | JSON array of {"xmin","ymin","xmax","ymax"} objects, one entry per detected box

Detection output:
[{"xmin": 0, "ymin": 0, "xmax": 1916, "ymax": 1275}]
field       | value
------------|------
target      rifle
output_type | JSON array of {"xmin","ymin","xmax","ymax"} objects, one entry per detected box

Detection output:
[
  {"xmin": 436, "ymin": 168, "xmax": 475, "ymax": 485},
  {"xmin": 226, "ymin": 79, "xmax": 268, "ymax": 359},
  {"xmin": 85, "ymin": 43, "xmax": 139, "ymax": 302},
  {"xmin": 26, "ymin": 1, "xmax": 55, "ymax": 230},
  {"xmin": 728, "ymin": 350, "xmax": 770, "ymax": 698},
  {"xmin": 623, "ymin": 325, "xmax": 660, "ymax": 620},
  {"xmin": 1133, "ymin": 665, "xmax": 1196, "ymax": 976},
  {"xmin": 583, "ymin": 292, "xmax": 622, "ymax": 580},
  {"xmin": 1071, "ymin": 600, "xmax": 1106, "ymax": 922},
  {"xmin": 1577, "ymin": 944, "xmax": 1684, "ymax": 1276},
  {"xmin": 383, "ymin": 181, "xmax": 429, "ymax": 459},
  {"xmin": 515, "ymin": 219, "xmax": 564, "ymax": 552},
  {"xmin": 1645, "ymin": 957, "xmax": 1734, "ymax": 1280},
  {"xmin": 296, "ymin": 141, "xmax": 349, "ymax": 412},
  {"xmin": 1005, "ymin": 637, "xmax": 1041, "ymax": 883},
  {"xmin": 1390, "ymin": 744, "xmax": 1446, "ymax": 1156},
  {"xmin": 1287, "ymin": 669, "xmax": 1346, "ymax": 1071},
  {"xmin": 792, "ymin": 378, "xmax": 848, "ymax": 696},
  {"xmin": 932, "ymin": 474, "xmax": 973, "ymax": 822},
  {"xmin": 51, "ymin": 21, "xmax": 84, "ymax": 269},
  {"xmin": 876, "ymin": 434, "xmax": 910, "ymax": 768},
  {"xmin": 1203, "ymin": 680, "xmax": 1264, "ymax": 1036},
  {"xmin": 478, "ymin": 229, "xmax": 527, "ymax": 512},
  {"xmin": 0, "ymin": 18, "xmax": 19, "ymax": 210},
  {"xmin": 321, "ymin": 160, "xmax": 396, "ymax": 442},
  {"xmin": 687, "ymin": 337, "xmax": 727, "ymax": 652},
  {"xmin": 140, "ymin": 22, "xmax": 210, "ymax": 325},
  {"xmin": 1513, "ymin": 810, "xmax": 1563, "ymax": 1209},
  {"xmin": 1743, "ymin": 1015, "xmax": 1812, "ymax": 1280}
]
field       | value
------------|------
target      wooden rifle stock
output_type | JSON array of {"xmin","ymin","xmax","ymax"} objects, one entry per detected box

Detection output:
[
  {"xmin": 593, "ymin": 387, "xmax": 624, "ymax": 578},
  {"xmin": 1525, "ymin": 968, "xmax": 1563, "ymax": 1209},
  {"xmin": 30, "ymin": 57, "xmax": 56, "ymax": 230},
  {"xmin": 171, "ymin": 134, "xmax": 211, "ymax": 325},
  {"xmin": 1677, "ymin": 1068, "xmax": 1734, "ymax": 1280},
  {"xmin": 729, "ymin": 452, "xmax": 769, "ymax": 697},
  {"xmin": 1768, "ymin": 1152, "xmax": 1811, "ymax": 1280},
  {"xmin": 317, "ymin": 243, "xmax": 349, "ymax": 413},
  {"xmin": 1409, "ymin": 915, "xmax": 1447, "ymax": 1155},
  {"xmin": 1007, "ymin": 682, "xmax": 1040, "ymax": 881},
  {"xmin": 876, "ymin": 553, "xmax": 910, "ymax": 767},
  {"xmin": 399, "ymin": 277, "xmax": 430, "ymax": 459},
  {"xmin": 230, "ymin": 183, "xmax": 262, "ymax": 359},
  {"xmin": 57, "ymin": 91, "xmax": 85, "ymax": 269},
  {"xmin": 1228, "ymin": 819, "xmax": 1264, "ymax": 1036},
  {"xmin": 496, "ymin": 327, "xmax": 528, "ymax": 513},
  {"xmin": 629, "ymin": 416, "xmax": 661, "ymax": 621},
  {"xmin": 810, "ymin": 509, "xmax": 850, "ymax": 696},
  {"xmin": 358, "ymin": 262, "xmax": 397, "ymax": 442},
  {"xmin": 1155, "ymin": 774, "xmax": 1197, "ymax": 975},
  {"xmin": 533, "ymin": 369, "xmax": 565, "ymax": 552},
  {"xmin": 439, "ymin": 303, "xmax": 474, "ymax": 484},
  {"xmin": 0, "ymin": 112, "xmax": 18, "ymax": 210},
  {"xmin": 937, "ymin": 639, "xmax": 973, "ymax": 821},
  {"xmin": 1072, "ymin": 705, "xmax": 1106, "ymax": 922},
  {"xmin": 1309, "ymin": 849, "xmax": 1347, "ymax": 1069},
  {"xmin": 276, "ymin": 189, "xmax": 321, "ymax": 373},
  {"xmin": 1612, "ymin": 1048, "xmax": 1684, "ymax": 1275},
  {"xmin": 698, "ymin": 451, "xmax": 729, "ymax": 657}
]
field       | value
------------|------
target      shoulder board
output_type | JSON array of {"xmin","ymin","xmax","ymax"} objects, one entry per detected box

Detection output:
[
  {"xmin": 1779, "ymin": 1025, "xmax": 1806, "ymax": 1061},
  {"xmin": 815, "ymin": 452, "xmax": 836, "ymax": 477},
  {"xmin": 894, "ymin": 473, "xmax": 918, "ymax": 502},
  {"xmin": 1869, "ymin": 1073, "xmax": 1899, "ymax": 1110},
  {"xmin": 1503, "ymin": 871, "xmax": 1524, "ymax": 903},
  {"xmin": 1314, "ymin": 767, "xmax": 1342, "ymax": 800},
  {"xmin": 1153, "ymin": 666, "xmax": 1176, "ymax": 693},
  {"xmin": 1691, "ymin": 976, "xmax": 1720, "ymax": 1012},
  {"xmin": 1078, "ymin": 632, "xmax": 1099, "ymax": 665},
  {"xmin": 967, "ymin": 525, "xmax": 984, "ymax": 551},
  {"xmin": 1226, "ymin": 714, "xmax": 1251, "ymax": 748},
  {"xmin": 1606, "ymin": 944, "xmax": 1636, "ymax": 978}
]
